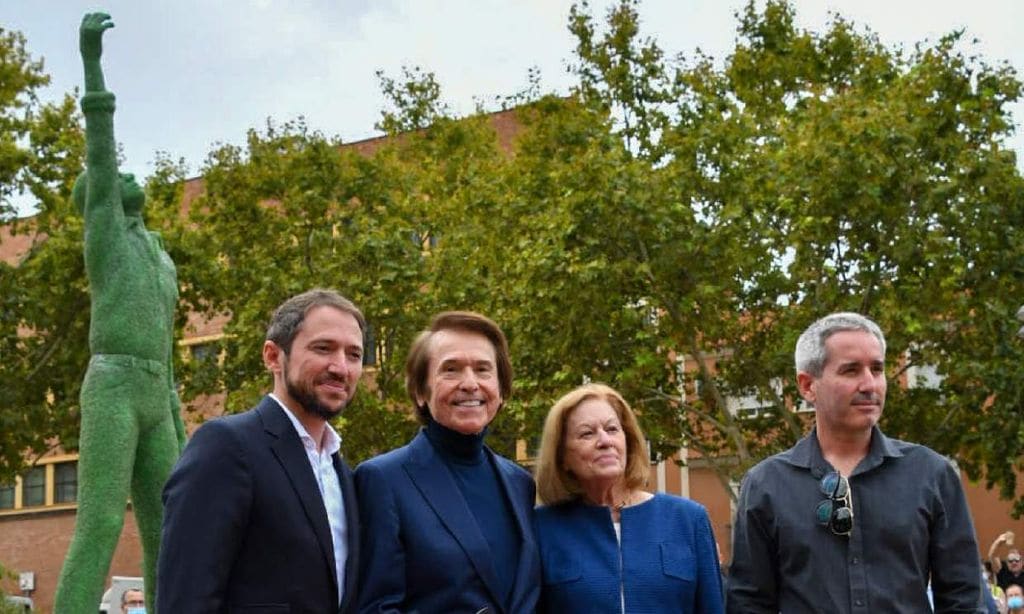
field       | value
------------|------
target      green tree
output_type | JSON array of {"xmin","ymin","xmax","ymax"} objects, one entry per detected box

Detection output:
[
  {"xmin": 167, "ymin": 1, "xmax": 1024, "ymax": 514},
  {"xmin": 493, "ymin": 0, "xmax": 1024, "ymax": 512},
  {"xmin": 0, "ymin": 27, "xmax": 85, "ymax": 483},
  {"xmin": 166, "ymin": 65, "xmax": 539, "ymax": 462},
  {"xmin": 157, "ymin": 116, "xmax": 424, "ymax": 460},
  {"xmin": 6, "ymin": 2, "xmax": 1023, "ymax": 520}
]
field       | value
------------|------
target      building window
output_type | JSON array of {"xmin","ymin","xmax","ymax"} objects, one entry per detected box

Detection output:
[
  {"xmin": 22, "ymin": 466, "xmax": 45, "ymax": 507},
  {"xmin": 647, "ymin": 439, "xmax": 664, "ymax": 464},
  {"xmin": 907, "ymin": 362, "xmax": 943, "ymax": 389},
  {"xmin": 54, "ymin": 461, "xmax": 78, "ymax": 503},
  {"xmin": 0, "ymin": 483, "xmax": 13, "ymax": 509},
  {"xmin": 724, "ymin": 379, "xmax": 786, "ymax": 419},
  {"xmin": 190, "ymin": 342, "xmax": 219, "ymax": 364}
]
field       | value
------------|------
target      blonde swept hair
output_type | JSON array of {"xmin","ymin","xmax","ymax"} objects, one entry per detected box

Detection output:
[{"xmin": 535, "ymin": 383, "xmax": 649, "ymax": 505}]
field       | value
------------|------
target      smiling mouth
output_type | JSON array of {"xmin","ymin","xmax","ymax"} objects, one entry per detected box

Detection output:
[
  {"xmin": 317, "ymin": 378, "xmax": 348, "ymax": 393},
  {"xmin": 453, "ymin": 400, "xmax": 484, "ymax": 408}
]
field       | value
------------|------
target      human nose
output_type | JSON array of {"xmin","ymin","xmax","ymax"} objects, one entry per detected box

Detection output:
[
  {"xmin": 326, "ymin": 351, "xmax": 351, "ymax": 375},
  {"xmin": 457, "ymin": 367, "xmax": 480, "ymax": 390},
  {"xmin": 595, "ymin": 428, "xmax": 613, "ymax": 447},
  {"xmin": 856, "ymin": 368, "xmax": 880, "ymax": 391}
]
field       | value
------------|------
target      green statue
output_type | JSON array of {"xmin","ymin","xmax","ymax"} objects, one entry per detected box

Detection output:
[{"xmin": 54, "ymin": 13, "xmax": 186, "ymax": 613}]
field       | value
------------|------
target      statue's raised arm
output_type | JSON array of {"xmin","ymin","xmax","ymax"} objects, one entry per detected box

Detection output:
[{"xmin": 76, "ymin": 11, "xmax": 125, "ymax": 264}]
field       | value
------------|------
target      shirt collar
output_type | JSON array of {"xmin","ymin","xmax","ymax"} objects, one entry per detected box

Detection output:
[
  {"xmin": 782, "ymin": 424, "xmax": 903, "ymax": 477},
  {"xmin": 268, "ymin": 393, "xmax": 342, "ymax": 456}
]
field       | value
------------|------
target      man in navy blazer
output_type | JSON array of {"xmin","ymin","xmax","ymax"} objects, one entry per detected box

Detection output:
[
  {"xmin": 355, "ymin": 311, "xmax": 541, "ymax": 613},
  {"xmin": 158, "ymin": 289, "xmax": 366, "ymax": 613}
]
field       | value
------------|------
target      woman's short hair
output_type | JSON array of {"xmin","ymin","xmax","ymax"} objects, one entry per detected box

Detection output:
[
  {"xmin": 535, "ymin": 383, "xmax": 649, "ymax": 505},
  {"xmin": 405, "ymin": 311, "xmax": 513, "ymax": 424}
]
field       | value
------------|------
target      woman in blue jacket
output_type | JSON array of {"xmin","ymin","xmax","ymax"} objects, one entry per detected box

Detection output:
[{"xmin": 534, "ymin": 383, "xmax": 724, "ymax": 614}]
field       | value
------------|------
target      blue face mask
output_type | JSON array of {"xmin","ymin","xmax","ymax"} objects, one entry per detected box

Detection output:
[
  {"xmin": 126, "ymin": 608, "xmax": 146, "ymax": 614},
  {"xmin": 1009, "ymin": 595, "xmax": 1024, "ymax": 609}
]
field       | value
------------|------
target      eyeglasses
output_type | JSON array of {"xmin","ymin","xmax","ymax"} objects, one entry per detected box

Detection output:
[
  {"xmin": 1009, "ymin": 557, "xmax": 1022, "ymax": 563},
  {"xmin": 816, "ymin": 471, "xmax": 854, "ymax": 536}
]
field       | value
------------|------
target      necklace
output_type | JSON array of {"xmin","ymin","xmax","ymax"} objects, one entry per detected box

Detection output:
[{"xmin": 613, "ymin": 492, "xmax": 632, "ymax": 512}]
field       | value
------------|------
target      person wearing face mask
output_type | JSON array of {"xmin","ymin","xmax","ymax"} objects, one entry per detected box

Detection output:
[
  {"xmin": 1007, "ymin": 585, "xmax": 1024, "ymax": 614},
  {"xmin": 121, "ymin": 588, "xmax": 145, "ymax": 614}
]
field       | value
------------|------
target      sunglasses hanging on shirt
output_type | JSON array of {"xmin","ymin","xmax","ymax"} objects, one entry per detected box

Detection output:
[{"xmin": 816, "ymin": 471, "xmax": 854, "ymax": 537}]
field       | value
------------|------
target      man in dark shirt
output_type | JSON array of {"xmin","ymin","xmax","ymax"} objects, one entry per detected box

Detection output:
[
  {"xmin": 727, "ymin": 312, "xmax": 985, "ymax": 613},
  {"xmin": 1002, "ymin": 554, "xmax": 1024, "ymax": 591}
]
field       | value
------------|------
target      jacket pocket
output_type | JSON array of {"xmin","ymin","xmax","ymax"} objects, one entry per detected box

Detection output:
[
  {"xmin": 542, "ymin": 547, "xmax": 582, "ymax": 585},
  {"xmin": 660, "ymin": 543, "xmax": 696, "ymax": 582}
]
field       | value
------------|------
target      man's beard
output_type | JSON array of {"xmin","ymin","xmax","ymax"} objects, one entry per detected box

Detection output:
[{"xmin": 285, "ymin": 370, "xmax": 346, "ymax": 420}]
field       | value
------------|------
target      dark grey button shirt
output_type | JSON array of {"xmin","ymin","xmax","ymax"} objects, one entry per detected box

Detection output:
[{"xmin": 727, "ymin": 426, "xmax": 985, "ymax": 614}]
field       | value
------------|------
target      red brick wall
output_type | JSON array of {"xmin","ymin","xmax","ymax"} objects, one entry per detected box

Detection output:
[
  {"xmin": 688, "ymin": 467, "xmax": 735, "ymax": 564},
  {"xmin": 0, "ymin": 507, "xmax": 143, "ymax": 613},
  {"xmin": 964, "ymin": 477, "xmax": 1024, "ymax": 565}
]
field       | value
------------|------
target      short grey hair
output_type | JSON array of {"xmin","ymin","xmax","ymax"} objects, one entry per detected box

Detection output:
[{"xmin": 794, "ymin": 312, "xmax": 886, "ymax": 377}]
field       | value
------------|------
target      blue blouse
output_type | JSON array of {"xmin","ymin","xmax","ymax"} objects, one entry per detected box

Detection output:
[{"xmin": 535, "ymin": 493, "xmax": 724, "ymax": 614}]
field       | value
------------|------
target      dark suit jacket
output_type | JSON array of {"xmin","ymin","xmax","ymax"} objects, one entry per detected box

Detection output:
[
  {"xmin": 354, "ymin": 430, "xmax": 541, "ymax": 614},
  {"xmin": 158, "ymin": 396, "xmax": 360, "ymax": 613}
]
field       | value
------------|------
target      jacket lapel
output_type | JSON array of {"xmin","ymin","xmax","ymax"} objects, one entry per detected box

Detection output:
[
  {"xmin": 402, "ymin": 431, "xmax": 504, "ymax": 609},
  {"xmin": 258, "ymin": 398, "xmax": 339, "ymax": 605},
  {"xmin": 490, "ymin": 454, "xmax": 538, "ymax": 610},
  {"xmin": 334, "ymin": 453, "xmax": 360, "ymax": 614}
]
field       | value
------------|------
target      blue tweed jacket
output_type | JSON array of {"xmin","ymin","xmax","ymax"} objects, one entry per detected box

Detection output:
[{"xmin": 535, "ymin": 492, "xmax": 724, "ymax": 614}]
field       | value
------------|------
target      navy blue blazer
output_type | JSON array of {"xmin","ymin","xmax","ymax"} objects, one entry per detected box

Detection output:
[
  {"xmin": 354, "ymin": 430, "xmax": 541, "ymax": 614},
  {"xmin": 158, "ymin": 396, "xmax": 360, "ymax": 613}
]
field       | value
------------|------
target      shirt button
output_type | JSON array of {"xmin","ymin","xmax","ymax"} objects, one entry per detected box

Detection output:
[
  {"xmin": 855, "ymin": 600, "xmax": 864, "ymax": 606},
  {"xmin": 851, "ymin": 556, "xmax": 860, "ymax": 564}
]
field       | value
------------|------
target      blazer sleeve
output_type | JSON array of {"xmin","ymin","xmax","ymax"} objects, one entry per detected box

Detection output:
[
  {"xmin": 354, "ymin": 460, "xmax": 411, "ymax": 614},
  {"xmin": 157, "ymin": 419, "xmax": 252, "ymax": 612},
  {"xmin": 693, "ymin": 506, "xmax": 725, "ymax": 614}
]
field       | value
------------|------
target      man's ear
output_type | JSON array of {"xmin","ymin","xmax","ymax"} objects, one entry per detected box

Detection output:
[
  {"xmin": 796, "ymin": 372, "xmax": 817, "ymax": 405},
  {"xmin": 263, "ymin": 340, "xmax": 284, "ymax": 375}
]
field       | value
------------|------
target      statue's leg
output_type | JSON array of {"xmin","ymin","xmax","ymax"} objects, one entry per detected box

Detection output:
[
  {"xmin": 54, "ymin": 357, "xmax": 139, "ymax": 613},
  {"xmin": 132, "ymin": 402, "xmax": 179, "ymax": 614}
]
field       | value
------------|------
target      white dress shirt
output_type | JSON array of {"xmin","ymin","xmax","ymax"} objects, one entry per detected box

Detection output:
[{"xmin": 270, "ymin": 394, "xmax": 347, "ymax": 605}]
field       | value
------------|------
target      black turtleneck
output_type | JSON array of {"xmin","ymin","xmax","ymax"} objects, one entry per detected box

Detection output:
[
  {"xmin": 423, "ymin": 416, "xmax": 521, "ymax": 606},
  {"xmin": 424, "ymin": 413, "xmax": 488, "ymax": 463}
]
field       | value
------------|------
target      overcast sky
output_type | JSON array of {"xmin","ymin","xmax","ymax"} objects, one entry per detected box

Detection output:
[{"xmin": 5, "ymin": 0, "xmax": 1023, "ymax": 190}]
